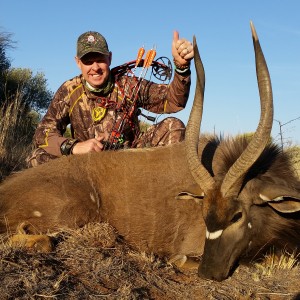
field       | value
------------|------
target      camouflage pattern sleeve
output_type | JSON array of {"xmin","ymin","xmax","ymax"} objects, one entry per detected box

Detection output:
[
  {"xmin": 33, "ymin": 82, "xmax": 71, "ymax": 157},
  {"xmin": 139, "ymin": 71, "xmax": 191, "ymax": 114}
]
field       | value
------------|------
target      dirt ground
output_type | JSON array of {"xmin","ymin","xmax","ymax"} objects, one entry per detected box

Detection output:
[{"xmin": 1, "ymin": 222, "xmax": 299, "ymax": 300}]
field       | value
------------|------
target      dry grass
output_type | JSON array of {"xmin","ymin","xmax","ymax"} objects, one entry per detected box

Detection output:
[
  {"xmin": 1, "ymin": 223, "xmax": 300, "ymax": 300},
  {"xmin": 0, "ymin": 94, "xmax": 36, "ymax": 181},
  {"xmin": 288, "ymin": 146, "xmax": 300, "ymax": 179},
  {"xmin": 0, "ymin": 223, "xmax": 198, "ymax": 299},
  {"xmin": 253, "ymin": 249, "xmax": 299, "ymax": 279}
]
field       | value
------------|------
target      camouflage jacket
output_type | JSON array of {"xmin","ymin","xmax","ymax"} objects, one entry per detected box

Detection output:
[{"xmin": 34, "ymin": 67, "xmax": 191, "ymax": 157}]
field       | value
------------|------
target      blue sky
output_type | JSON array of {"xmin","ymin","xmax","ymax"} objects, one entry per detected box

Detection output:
[{"xmin": 1, "ymin": 0, "xmax": 300, "ymax": 145}]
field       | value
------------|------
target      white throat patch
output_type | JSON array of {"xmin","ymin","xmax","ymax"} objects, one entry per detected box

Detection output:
[{"xmin": 206, "ymin": 229, "xmax": 223, "ymax": 240}]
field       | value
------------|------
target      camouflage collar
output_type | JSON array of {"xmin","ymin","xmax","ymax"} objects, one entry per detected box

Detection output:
[{"xmin": 84, "ymin": 72, "xmax": 114, "ymax": 95}]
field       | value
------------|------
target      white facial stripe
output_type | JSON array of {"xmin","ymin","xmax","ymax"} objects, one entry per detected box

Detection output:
[
  {"xmin": 206, "ymin": 229, "xmax": 223, "ymax": 240},
  {"xmin": 259, "ymin": 193, "xmax": 270, "ymax": 201},
  {"xmin": 260, "ymin": 193, "xmax": 284, "ymax": 202}
]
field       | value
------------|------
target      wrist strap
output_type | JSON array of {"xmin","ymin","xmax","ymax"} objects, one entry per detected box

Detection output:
[
  {"xmin": 60, "ymin": 139, "xmax": 78, "ymax": 156},
  {"xmin": 173, "ymin": 58, "xmax": 190, "ymax": 70},
  {"xmin": 175, "ymin": 67, "xmax": 190, "ymax": 74}
]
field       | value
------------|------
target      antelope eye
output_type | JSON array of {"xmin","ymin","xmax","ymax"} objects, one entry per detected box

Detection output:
[{"xmin": 231, "ymin": 212, "xmax": 242, "ymax": 224}]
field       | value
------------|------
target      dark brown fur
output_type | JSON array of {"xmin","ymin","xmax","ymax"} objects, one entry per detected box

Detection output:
[{"xmin": 198, "ymin": 135, "xmax": 300, "ymax": 281}]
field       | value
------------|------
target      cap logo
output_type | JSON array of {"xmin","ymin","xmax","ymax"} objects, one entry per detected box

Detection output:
[
  {"xmin": 77, "ymin": 31, "xmax": 109, "ymax": 58},
  {"xmin": 87, "ymin": 35, "xmax": 95, "ymax": 43}
]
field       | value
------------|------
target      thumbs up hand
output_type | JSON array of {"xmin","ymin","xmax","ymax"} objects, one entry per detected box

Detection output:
[{"xmin": 172, "ymin": 31, "xmax": 194, "ymax": 70}]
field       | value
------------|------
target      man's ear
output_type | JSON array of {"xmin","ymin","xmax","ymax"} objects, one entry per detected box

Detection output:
[
  {"xmin": 75, "ymin": 56, "xmax": 81, "ymax": 69},
  {"xmin": 108, "ymin": 52, "xmax": 112, "ymax": 66}
]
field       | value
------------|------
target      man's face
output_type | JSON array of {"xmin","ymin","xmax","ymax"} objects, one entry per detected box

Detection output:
[{"xmin": 75, "ymin": 52, "xmax": 112, "ymax": 88}]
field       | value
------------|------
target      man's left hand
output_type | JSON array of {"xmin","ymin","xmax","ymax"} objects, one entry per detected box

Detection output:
[{"xmin": 172, "ymin": 31, "xmax": 194, "ymax": 68}]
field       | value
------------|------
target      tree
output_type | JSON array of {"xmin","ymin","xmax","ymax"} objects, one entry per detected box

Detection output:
[
  {"xmin": 0, "ymin": 30, "xmax": 53, "ymax": 178},
  {"xmin": 0, "ymin": 31, "xmax": 15, "ymax": 98},
  {"xmin": 0, "ymin": 31, "xmax": 14, "ymax": 73},
  {"xmin": 2, "ymin": 68, "xmax": 53, "ymax": 112},
  {"xmin": 0, "ymin": 30, "xmax": 53, "ymax": 113}
]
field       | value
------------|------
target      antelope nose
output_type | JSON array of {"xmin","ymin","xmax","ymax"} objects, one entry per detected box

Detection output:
[{"xmin": 197, "ymin": 261, "xmax": 227, "ymax": 282}]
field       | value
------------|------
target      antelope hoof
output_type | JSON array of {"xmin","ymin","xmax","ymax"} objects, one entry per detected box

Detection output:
[
  {"xmin": 168, "ymin": 254, "xmax": 187, "ymax": 267},
  {"xmin": 169, "ymin": 254, "xmax": 200, "ymax": 270},
  {"xmin": 8, "ymin": 234, "xmax": 53, "ymax": 252}
]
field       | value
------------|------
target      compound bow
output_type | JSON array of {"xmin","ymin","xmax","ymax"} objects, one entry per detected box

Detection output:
[{"xmin": 103, "ymin": 47, "xmax": 173, "ymax": 150}]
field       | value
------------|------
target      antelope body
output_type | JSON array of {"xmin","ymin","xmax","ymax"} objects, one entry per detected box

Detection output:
[
  {"xmin": 1, "ymin": 22, "xmax": 300, "ymax": 282},
  {"xmin": 0, "ymin": 142, "xmax": 205, "ymax": 258}
]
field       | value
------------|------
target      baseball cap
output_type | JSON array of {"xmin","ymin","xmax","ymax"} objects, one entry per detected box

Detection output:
[{"xmin": 77, "ymin": 31, "xmax": 110, "ymax": 58}]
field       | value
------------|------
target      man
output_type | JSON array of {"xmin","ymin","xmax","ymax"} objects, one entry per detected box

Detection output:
[{"xmin": 27, "ymin": 30, "xmax": 194, "ymax": 167}]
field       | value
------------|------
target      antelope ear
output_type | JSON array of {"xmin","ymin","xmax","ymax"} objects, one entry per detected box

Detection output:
[
  {"xmin": 257, "ymin": 183, "xmax": 300, "ymax": 213},
  {"xmin": 176, "ymin": 191, "xmax": 204, "ymax": 204},
  {"xmin": 267, "ymin": 199, "xmax": 300, "ymax": 213}
]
